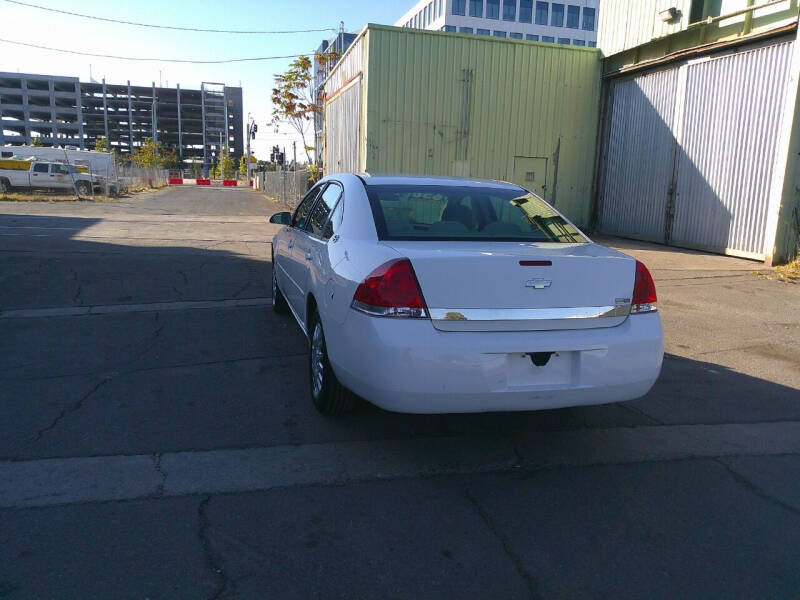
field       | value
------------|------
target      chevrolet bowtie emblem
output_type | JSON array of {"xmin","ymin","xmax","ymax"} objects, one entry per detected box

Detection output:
[{"xmin": 525, "ymin": 279, "xmax": 552, "ymax": 289}]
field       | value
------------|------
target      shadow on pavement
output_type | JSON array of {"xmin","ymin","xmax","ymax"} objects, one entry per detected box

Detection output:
[{"xmin": 1, "ymin": 214, "xmax": 798, "ymax": 462}]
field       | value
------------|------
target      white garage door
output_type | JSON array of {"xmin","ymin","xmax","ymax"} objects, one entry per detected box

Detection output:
[{"xmin": 598, "ymin": 40, "xmax": 793, "ymax": 259}]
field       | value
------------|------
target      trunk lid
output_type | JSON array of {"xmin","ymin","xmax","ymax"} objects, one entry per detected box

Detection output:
[{"xmin": 385, "ymin": 241, "xmax": 636, "ymax": 332}]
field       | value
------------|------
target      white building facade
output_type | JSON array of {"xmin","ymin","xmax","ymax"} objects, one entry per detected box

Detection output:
[{"xmin": 395, "ymin": 0, "xmax": 598, "ymax": 46}]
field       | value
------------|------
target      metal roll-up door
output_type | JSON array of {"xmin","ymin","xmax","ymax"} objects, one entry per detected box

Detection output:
[
  {"xmin": 670, "ymin": 41, "xmax": 793, "ymax": 259},
  {"xmin": 598, "ymin": 68, "xmax": 679, "ymax": 242},
  {"xmin": 598, "ymin": 39, "xmax": 793, "ymax": 260}
]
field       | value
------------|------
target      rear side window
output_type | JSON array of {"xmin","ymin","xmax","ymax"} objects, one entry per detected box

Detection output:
[
  {"xmin": 292, "ymin": 184, "xmax": 325, "ymax": 229},
  {"xmin": 33, "ymin": 163, "xmax": 49, "ymax": 173},
  {"xmin": 323, "ymin": 198, "xmax": 344, "ymax": 240},
  {"xmin": 306, "ymin": 183, "xmax": 342, "ymax": 239},
  {"xmin": 366, "ymin": 184, "xmax": 585, "ymax": 243}
]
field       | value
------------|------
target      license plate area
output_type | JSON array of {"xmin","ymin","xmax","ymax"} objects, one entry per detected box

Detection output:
[{"xmin": 506, "ymin": 351, "xmax": 575, "ymax": 387}]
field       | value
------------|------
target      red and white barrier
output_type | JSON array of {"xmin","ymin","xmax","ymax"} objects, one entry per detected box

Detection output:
[{"xmin": 168, "ymin": 178, "xmax": 250, "ymax": 187}]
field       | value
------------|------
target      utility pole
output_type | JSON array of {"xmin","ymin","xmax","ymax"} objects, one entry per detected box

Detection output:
[
  {"xmin": 292, "ymin": 141, "xmax": 297, "ymax": 172},
  {"xmin": 246, "ymin": 113, "xmax": 251, "ymax": 184},
  {"xmin": 245, "ymin": 113, "xmax": 257, "ymax": 186}
]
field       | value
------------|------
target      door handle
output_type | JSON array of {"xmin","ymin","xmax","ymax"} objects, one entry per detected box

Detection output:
[
  {"xmin": 305, "ymin": 252, "xmax": 313, "ymax": 261},
  {"xmin": 287, "ymin": 239, "xmax": 294, "ymax": 249}
]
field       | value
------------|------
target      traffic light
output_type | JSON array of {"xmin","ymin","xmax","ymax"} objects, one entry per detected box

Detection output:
[{"xmin": 269, "ymin": 146, "xmax": 285, "ymax": 166}]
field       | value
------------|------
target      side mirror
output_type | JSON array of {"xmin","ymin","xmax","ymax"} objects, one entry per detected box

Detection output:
[{"xmin": 269, "ymin": 212, "xmax": 292, "ymax": 225}]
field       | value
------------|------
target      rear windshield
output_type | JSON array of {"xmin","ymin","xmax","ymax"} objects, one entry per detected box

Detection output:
[{"xmin": 366, "ymin": 184, "xmax": 586, "ymax": 243}]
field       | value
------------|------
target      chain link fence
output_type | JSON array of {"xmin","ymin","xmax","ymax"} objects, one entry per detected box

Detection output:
[
  {"xmin": 256, "ymin": 170, "xmax": 311, "ymax": 210},
  {"xmin": 116, "ymin": 165, "xmax": 169, "ymax": 193}
]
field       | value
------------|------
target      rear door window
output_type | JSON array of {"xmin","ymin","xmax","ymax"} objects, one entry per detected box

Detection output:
[
  {"xmin": 292, "ymin": 184, "xmax": 325, "ymax": 230},
  {"xmin": 366, "ymin": 184, "xmax": 585, "ymax": 243},
  {"xmin": 306, "ymin": 183, "xmax": 343, "ymax": 239},
  {"xmin": 32, "ymin": 163, "xmax": 49, "ymax": 173}
]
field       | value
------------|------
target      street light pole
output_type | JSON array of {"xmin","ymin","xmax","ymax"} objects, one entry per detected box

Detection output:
[
  {"xmin": 246, "ymin": 113, "xmax": 251, "ymax": 185},
  {"xmin": 246, "ymin": 114, "xmax": 257, "ymax": 186}
]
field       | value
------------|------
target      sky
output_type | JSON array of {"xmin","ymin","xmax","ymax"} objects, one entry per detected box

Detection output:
[{"xmin": 0, "ymin": 0, "xmax": 411, "ymax": 162}]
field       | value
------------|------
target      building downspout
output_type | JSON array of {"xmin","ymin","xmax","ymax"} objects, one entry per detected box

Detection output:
[{"xmin": 589, "ymin": 70, "xmax": 610, "ymax": 232}]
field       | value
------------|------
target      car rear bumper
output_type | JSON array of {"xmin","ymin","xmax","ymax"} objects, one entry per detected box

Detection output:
[{"xmin": 326, "ymin": 310, "xmax": 664, "ymax": 414}]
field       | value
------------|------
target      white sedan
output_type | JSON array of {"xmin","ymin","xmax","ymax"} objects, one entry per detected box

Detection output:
[{"xmin": 269, "ymin": 174, "xmax": 663, "ymax": 415}]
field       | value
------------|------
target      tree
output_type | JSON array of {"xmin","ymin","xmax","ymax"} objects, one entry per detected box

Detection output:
[
  {"xmin": 158, "ymin": 146, "xmax": 181, "ymax": 170},
  {"xmin": 221, "ymin": 152, "xmax": 234, "ymax": 180},
  {"xmin": 239, "ymin": 154, "xmax": 248, "ymax": 179},
  {"xmin": 271, "ymin": 50, "xmax": 338, "ymax": 166},
  {"xmin": 94, "ymin": 137, "xmax": 108, "ymax": 152},
  {"xmin": 131, "ymin": 138, "xmax": 180, "ymax": 169},
  {"xmin": 30, "ymin": 137, "xmax": 43, "ymax": 147},
  {"xmin": 132, "ymin": 138, "xmax": 161, "ymax": 168}
]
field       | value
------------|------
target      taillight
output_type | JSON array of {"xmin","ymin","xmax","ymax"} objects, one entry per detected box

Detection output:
[
  {"xmin": 631, "ymin": 260, "xmax": 657, "ymax": 314},
  {"xmin": 351, "ymin": 258, "xmax": 428, "ymax": 318}
]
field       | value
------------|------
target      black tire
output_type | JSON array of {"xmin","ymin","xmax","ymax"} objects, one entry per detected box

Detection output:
[
  {"xmin": 76, "ymin": 181, "xmax": 91, "ymax": 197},
  {"xmin": 271, "ymin": 255, "xmax": 289, "ymax": 314},
  {"xmin": 308, "ymin": 309, "xmax": 356, "ymax": 415},
  {"xmin": 0, "ymin": 179, "xmax": 9, "ymax": 194}
]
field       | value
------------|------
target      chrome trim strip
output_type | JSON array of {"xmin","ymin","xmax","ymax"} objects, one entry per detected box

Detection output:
[{"xmin": 429, "ymin": 304, "xmax": 631, "ymax": 322}]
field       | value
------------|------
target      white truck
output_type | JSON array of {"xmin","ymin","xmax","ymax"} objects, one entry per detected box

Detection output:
[
  {"xmin": 0, "ymin": 160, "xmax": 101, "ymax": 196},
  {"xmin": 0, "ymin": 145, "xmax": 117, "ymax": 179}
]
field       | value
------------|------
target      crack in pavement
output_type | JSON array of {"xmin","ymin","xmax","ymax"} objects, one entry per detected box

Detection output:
[
  {"xmin": 198, "ymin": 495, "xmax": 236, "ymax": 600},
  {"xmin": 231, "ymin": 266, "xmax": 255, "ymax": 299},
  {"xmin": 0, "ymin": 352, "xmax": 308, "ymax": 382},
  {"xmin": 32, "ymin": 377, "xmax": 112, "ymax": 445},
  {"xmin": 464, "ymin": 488, "xmax": 539, "ymax": 600},
  {"xmin": 70, "ymin": 266, "xmax": 83, "ymax": 307},
  {"xmin": 619, "ymin": 402, "xmax": 663, "ymax": 425},
  {"xmin": 153, "ymin": 453, "xmax": 167, "ymax": 497},
  {"xmin": 718, "ymin": 459, "xmax": 800, "ymax": 517}
]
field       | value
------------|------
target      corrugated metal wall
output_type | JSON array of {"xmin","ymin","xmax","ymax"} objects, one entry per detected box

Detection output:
[
  {"xmin": 598, "ymin": 0, "xmax": 693, "ymax": 57},
  {"xmin": 323, "ymin": 33, "xmax": 366, "ymax": 175},
  {"xmin": 358, "ymin": 25, "xmax": 602, "ymax": 227},
  {"xmin": 325, "ymin": 80, "xmax": 361, "ymax": 173},
  {"xmin": 598, "ymin": 39, "xmax": 794, "ymax": 259},
  {"xmin": 671, "ymin": 41, "xmax": 794, "ymax": 257},
  {"xmin": 598, "ymin": 68, "xmax": 679, "ymax": 241}
]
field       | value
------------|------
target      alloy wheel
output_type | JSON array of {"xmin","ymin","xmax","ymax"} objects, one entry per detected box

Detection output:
[
  {"xmin": 271, "ymin": 267, "xmax": 277, "ymax": 307},
  {"xmin": 311, "ymin": 322, "xmax": 325, "ymax": 399}
]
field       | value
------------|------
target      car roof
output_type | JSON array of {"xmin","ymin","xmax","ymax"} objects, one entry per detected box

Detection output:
[{"xmin": 335, "ymin": 173, "xmax": 526, "ymax": 191}]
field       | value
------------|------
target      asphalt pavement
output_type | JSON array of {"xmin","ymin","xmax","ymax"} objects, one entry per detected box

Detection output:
[{"xmin": 1, "ymin": 186, "xmax": 799, "ymax": 600}]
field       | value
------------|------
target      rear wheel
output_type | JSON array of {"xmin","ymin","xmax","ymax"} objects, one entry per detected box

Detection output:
[
  {"xmin": 309, "ymin": 310, "xmax": 355, "ymax": 415},
  {"xmin": 76, "ymin": 181, "xmax": 91, "ymax": 197},
  {"xmin": 271, "ymin": 254, "xmax": 289, "ymax": 314},
  {"xmin": 0, "ymin": 179, "xmax": 8, "ymax": 194}
]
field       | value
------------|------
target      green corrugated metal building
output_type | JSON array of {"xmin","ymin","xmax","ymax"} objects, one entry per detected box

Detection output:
[{"xmin": 323, "ymin": 24, "xmax": 603, "ymax": 228}]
